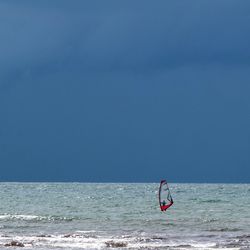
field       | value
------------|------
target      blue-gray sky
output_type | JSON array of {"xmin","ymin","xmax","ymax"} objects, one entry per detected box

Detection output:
[{"xmin": 0, "ymin": 1, "xmax": 250, "ymax": 182}]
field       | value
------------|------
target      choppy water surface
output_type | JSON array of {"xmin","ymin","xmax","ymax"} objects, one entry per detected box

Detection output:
[{"xmin": 0, "ymin": 183, "xmax": 249, "ymax": 249}]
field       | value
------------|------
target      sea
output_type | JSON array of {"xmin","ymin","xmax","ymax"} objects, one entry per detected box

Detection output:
[{"xmin": 0, "ymin": 183, "xmax": 249, "ymax": 249}]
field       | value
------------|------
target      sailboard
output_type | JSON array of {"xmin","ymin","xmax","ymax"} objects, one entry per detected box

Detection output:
[{"xmin": 158, "ymin": 180, "xmax": 173, "ymax": 211}]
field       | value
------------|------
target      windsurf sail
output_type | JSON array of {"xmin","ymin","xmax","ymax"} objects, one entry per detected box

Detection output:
[{"xmin": 159, "ymin": 180, "xmax": 173, "ymax": 211}]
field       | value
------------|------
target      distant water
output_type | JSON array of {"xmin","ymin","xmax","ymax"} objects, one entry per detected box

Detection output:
[{"xmin": 0, "ymin": 183, "xmax": 249, "ymax": 249}]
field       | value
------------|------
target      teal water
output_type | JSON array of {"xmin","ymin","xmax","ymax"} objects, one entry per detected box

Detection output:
[{"xmin": 0, "ymin": 183, "xmax": 249, "ymax": 249}]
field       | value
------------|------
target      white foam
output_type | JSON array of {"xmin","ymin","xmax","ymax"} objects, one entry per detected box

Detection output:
[
  {"xmin": 0, "ymin": 234, "xmax": 243, "ymax": 250},
  {"xmin": 0, "ymin": 214, "xmax": 44, "ymax": 220}
]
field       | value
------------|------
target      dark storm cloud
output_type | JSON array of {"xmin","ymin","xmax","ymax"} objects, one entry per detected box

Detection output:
[
  {"xmin": 1, "ymin": 0, "xmax": 250, "ymax": 81},
  {"xmin": 0, "ymin": 1, "xmax": 250, "ymax": 182}
]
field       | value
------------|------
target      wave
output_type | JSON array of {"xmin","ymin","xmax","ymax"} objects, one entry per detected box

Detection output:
[
  {"xmin": 0, "ymin": 234, "xmax": 207, "ymax": 250},
  {"xmin": 1, "ymin": 232, "xmax": 249, "ymax": 249},
  {"xmin": 0, "ymin": 214, "xmax": 76, "ymax": 222},
  {"xmin": 202, "ymin": 218, "xmax": 219, "ymax": 223},
  {"xmin": 207, "ymin": 227, "xmax": 241, "ymax": 232},
  {"xmin": 215, "ymin": 241, "xmax": 247, "ymax": 249},
  {"xmin": 236, "ymin": 234, "xmax": 250, "ymax": 239},
  {"xmin": 200, "ymin": 199, "xmax": 223, "ymax": 203},
  {"xmin": 172, "ymin": 244, "xmax": 192, "ymax": 248}
]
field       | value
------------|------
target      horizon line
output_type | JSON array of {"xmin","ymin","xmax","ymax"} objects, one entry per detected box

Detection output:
[{"xmin": 0, "ymin": 181, "xmax": 249, "ymax": 184}]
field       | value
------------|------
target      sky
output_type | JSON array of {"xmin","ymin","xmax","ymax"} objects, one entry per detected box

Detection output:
[{"xmin": 0, "ymin": 1, "xmax": 250, "ymax": 183}]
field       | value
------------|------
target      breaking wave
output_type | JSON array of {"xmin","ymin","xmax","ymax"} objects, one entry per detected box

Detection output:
[{"xmin": 0, "ymin": 214, "xmax": 76, "ymax": 222}]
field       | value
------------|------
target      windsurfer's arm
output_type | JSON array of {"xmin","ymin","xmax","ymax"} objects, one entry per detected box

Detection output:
[{"xmin": 166, "ymin": 201, "xmax": 173, "ymax": 209}]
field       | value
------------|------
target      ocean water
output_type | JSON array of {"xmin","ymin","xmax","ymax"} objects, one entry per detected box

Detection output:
[{"xmin": 0, "ymin": 183, "xmax": 249, "ymax": 249}]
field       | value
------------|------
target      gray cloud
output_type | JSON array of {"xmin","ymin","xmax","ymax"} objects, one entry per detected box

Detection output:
[
  {"xmin": 1, "ymin": 0, "xmax": 250, "ymax": 82},
  {"xmin": 0, "ymin": 1, "xmax": 250, "ymax": 182}
]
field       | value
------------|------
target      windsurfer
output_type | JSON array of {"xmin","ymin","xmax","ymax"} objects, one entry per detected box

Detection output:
[{"xmin": 159, "ymin": 179, "xmax": 174, "ymax": 212}]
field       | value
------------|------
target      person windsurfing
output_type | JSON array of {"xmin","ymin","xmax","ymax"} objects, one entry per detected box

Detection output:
[{"xmin": 159, "ymin": 180, "xmax": 174, "ymax": 211}]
